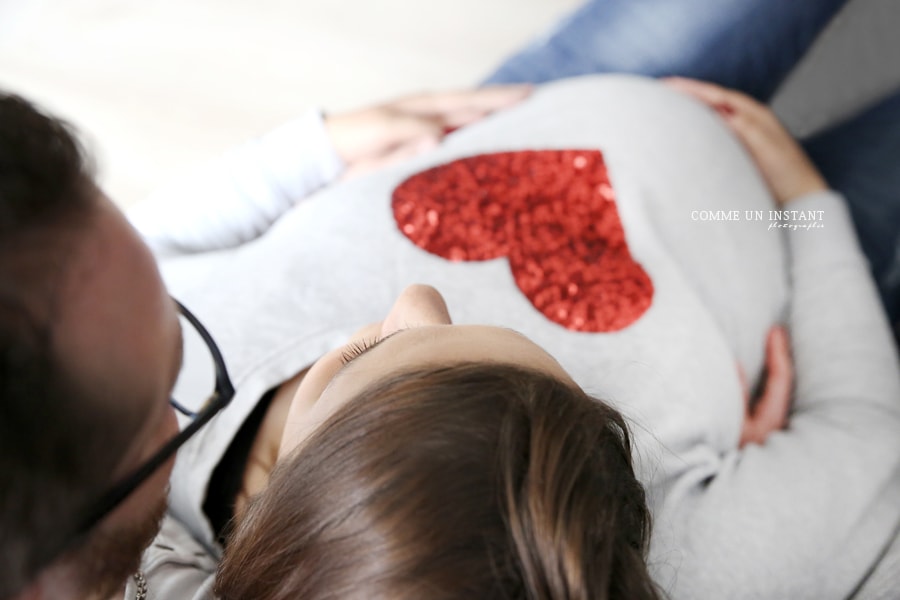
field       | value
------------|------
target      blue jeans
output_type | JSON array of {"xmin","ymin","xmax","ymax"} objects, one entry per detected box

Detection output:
[
  {"xmin": 803, "ymin": 90, "xmax": 900, "ymax": 326},
  {"xmin": 484, "ymin": 0, "xmax": 847, "ymax": 101},
  {"xmin": 484, "ymin": 0, "xmax": 900, "ymax": 329}
]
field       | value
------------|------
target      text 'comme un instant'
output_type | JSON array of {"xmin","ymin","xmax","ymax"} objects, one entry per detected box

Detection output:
[{"xmin": 690, "ymin": 209, "xmax": 825, "ymax": 230}]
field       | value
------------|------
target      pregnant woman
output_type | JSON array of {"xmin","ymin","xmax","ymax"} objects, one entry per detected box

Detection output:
[{"xmin": 131, "ymin": 75, "xmax": 900, "ymax": 599}]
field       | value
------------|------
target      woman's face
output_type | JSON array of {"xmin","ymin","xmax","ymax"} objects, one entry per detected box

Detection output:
[{"xmin": 278, "ymin": 284, "xmax": 575, "ymax": 459}]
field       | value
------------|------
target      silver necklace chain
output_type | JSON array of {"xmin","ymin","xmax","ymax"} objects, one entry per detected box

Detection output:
[{"xmin": 133, "ymin": 570, "xmax": 148, "ymax": 600}]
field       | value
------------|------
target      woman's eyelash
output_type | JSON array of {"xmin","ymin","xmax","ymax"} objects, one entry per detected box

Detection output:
[{"xmin": 340, "ymin": 337, "xmax": 382, "ymax": 365}]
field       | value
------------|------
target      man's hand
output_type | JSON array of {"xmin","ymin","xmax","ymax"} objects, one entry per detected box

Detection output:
[
  {"xmin": 325, "ymin": 85, "xmax": 532, "ymax": 178},
  {"xmin": 663, "ymin": 77, "xmax": 827, "ymax": 205},
  {"xmin": 738, "ymin": 325, "xmax": 794, "ymax": 447}
]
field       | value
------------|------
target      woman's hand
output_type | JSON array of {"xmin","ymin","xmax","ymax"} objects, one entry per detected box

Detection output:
[
  {"xmin": 663, "ymin": 77, "xmax": 827, "ymax": 205},
  {"xmin": 325, "ymin": 85, "xmax": 532, "ymax": 178},
  {"xmin": 737, "ymin": 325, "xmax": 794, "ymax": 447}
]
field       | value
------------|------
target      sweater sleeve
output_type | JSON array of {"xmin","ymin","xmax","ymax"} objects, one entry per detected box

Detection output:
[
  {"xmin": 659, "ymin": 191, "xmax": 900, "ymax": 600},
  {"xmin": 127, "ymin": 110, "xmax": 344, "ymax": 256}
]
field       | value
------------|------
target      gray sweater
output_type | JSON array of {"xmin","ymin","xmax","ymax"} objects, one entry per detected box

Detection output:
[{"xmin": 128, "ymin": 75, "xmax": 900, "ymax": 599}]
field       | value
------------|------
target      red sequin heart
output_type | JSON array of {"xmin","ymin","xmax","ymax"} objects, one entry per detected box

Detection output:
[{"xmin": 392, "ymin": 150, "xmax": 653, "ymax": 332}]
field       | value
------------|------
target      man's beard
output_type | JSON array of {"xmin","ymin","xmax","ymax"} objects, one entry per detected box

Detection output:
[{"xmin": 74, "ymin": 492, "xmax": 168, "ymax": 599}]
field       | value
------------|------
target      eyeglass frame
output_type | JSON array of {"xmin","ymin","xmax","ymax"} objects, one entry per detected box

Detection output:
[{"xmin": 55, "ymin": 298, "xmax": 235, "ymax": 559}]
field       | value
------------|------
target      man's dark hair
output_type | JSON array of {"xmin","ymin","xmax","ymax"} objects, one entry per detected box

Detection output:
[{"xmin": 0, "ymin": 92, "xmax": 150, "ymax": 599}]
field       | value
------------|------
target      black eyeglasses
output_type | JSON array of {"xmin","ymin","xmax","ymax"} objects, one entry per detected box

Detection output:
[{"xmin": 53, "ymin": 299, "xmax": 235, "ymax": 560}]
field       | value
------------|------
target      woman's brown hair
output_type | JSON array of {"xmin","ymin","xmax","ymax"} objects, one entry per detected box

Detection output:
[{"xmin": 216, "ymin": 362, "xmax": 661, "ymax": 600}]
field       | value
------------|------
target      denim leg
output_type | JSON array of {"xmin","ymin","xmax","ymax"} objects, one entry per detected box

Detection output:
[
  {"xmin": 484, "ymin": 0, "xmax": 847, "ymax": 101},
  {"xmin": 802, "ymin": 89, "xmax": 900, "ymax": 326}
]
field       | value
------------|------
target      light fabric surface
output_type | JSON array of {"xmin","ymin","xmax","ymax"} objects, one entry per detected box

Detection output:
[
  {"xmin": 128, "ymin": 75, "xmax": 900, "ymax": 599},
  {"xmin": 0, "ymin": 0, "xmax": 583, "ymax": 206}
]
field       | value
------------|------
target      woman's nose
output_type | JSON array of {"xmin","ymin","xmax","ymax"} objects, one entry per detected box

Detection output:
[{"xmin": 381, "ymin": 284, "xmax": 451, "ymax": 337}]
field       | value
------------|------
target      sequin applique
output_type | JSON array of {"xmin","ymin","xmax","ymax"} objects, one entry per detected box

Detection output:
[{"xmin": 392, "ymin": 150, "xmax": 653, "ymax": 332}]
